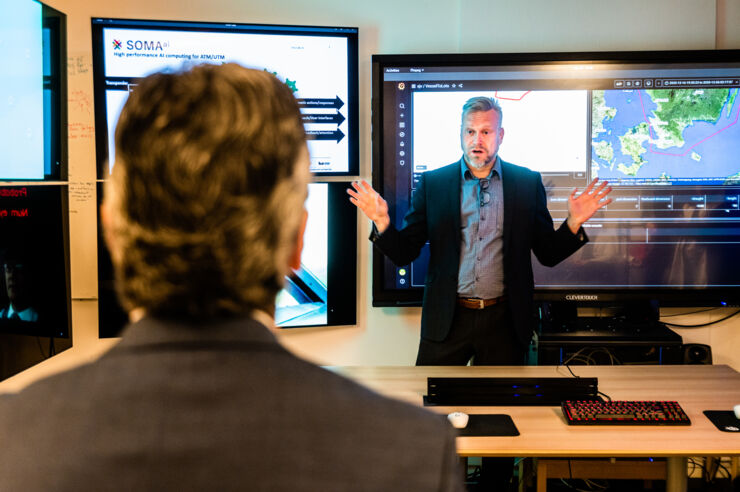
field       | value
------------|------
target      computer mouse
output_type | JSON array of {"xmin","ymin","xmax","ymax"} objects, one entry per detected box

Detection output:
[
  {"xmin": 734, "ymin": 404, "xmax": 740, "ymax": 420},
  {"xmin": 447, "ymin": 411, "xmax": 469, "ymax": 429}
]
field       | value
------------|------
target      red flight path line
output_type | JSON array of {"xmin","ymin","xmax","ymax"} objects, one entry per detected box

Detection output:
[
  {"xmin": 636, "ymin": 89, "xmax": 740, "ymax": 157},
  {"xmin": 495, "ymin": 90, "xmax": 531, "ymax": 101}
]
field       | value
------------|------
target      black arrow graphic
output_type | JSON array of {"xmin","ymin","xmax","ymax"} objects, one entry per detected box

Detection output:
[
  {"xmin": 301, "ymin": 112, "xmax": 346, "ymax": 125},
  {"xmin": 305, "ymin": 129, "xmax": 345, "ymax": 143},
  {"xmin": 297, "ymin": 96, "xmax": 344, "ymax": 109}
]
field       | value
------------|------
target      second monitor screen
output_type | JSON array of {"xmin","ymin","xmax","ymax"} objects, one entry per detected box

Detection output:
[
  {"xmin": 98, "ymin": 181, "xmax": 356, "ymax": 336},
  {"xmin": 91, "ymin": 18, "xmax": 358, "ymax": 177}
]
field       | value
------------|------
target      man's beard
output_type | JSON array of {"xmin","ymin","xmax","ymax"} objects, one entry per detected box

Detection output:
[{"xmin": 466, "ymin": 152, "xmax": 495, "ymax": 169}]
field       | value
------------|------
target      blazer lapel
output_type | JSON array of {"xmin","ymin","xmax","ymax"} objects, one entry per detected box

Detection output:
[
  {"xmin": 427, "ymin": 161, "xmax": 461, "ymax": 229},
  {"xmin": 426, "ymin": 161, "xmax": 462, "ymax": 262},
  {"xmin": 501, "ymin": 160, "xmax": 516, "ymax": 257},
  {"xmin": 449, "ymin": 162, "xmax": 461, "ymax": 236}
]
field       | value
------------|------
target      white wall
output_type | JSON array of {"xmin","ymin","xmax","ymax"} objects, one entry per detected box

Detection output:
[{"xmin": 2, "ymin": 0, "xmax": 738, "ymax": 392}]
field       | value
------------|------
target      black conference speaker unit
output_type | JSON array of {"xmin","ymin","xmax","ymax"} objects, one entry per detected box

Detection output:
[
  {"xmin": 537, "ymin": 342, "xmax": 684, "ymax": 365},
  {"xmin": 537, "ymin": 321, "xmax": 684, "ymax": 365},
  {"xmin": 682, "ymin": 343, "xmax": 713, "ymax": 365}
]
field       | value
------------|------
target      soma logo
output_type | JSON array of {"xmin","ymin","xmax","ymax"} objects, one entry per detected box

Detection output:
[
  {"xmin": 112, "ymin": 39, "xmax": 122, "ymax": 50},
  {"xmin": 125, "ymin": 40, "xmax": 170, "ymax": 51}
]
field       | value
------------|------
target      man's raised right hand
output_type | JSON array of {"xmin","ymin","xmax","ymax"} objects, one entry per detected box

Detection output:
[{"xmin": 347, "ymin": 180, "xmax": 391, "ymax": 233}]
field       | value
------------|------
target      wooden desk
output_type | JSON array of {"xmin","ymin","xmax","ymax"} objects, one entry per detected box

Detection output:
[{"xmin": 330, "ymin": 365, "xmax": 740, "ymax": 492}]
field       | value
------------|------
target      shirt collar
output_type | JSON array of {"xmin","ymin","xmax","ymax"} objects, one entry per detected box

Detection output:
[{"xmin": 461, "ymin": 155, "xmax": 501, "ymax": 181}]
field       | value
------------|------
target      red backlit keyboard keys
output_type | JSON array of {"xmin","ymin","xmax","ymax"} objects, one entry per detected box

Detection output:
[{"xmin": 562, "ymin": 400, "xmax": 691, "ymax": 425}]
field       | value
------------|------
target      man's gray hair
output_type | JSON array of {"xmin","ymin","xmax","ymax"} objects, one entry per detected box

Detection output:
[
  {"xmin": 461, "ymin": 96, "xmax": 503, "ymax": 127},
  {"xmin": 105, "ymin": 63, "xmax": 309, "ymax": 319}
]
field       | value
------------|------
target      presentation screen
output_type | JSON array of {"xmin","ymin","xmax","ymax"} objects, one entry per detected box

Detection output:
[
  {"xmin": 372, "ymin": 51, "xmax": 740, "ymax": 306},
  {"xmin": 0, "ymin": 185, "xmax": 69, "ymax": 338},
  {"xmin": 98, "ymin": 181, "xmax": 356, "ymax": 336},
  {"xmin": 0, "ymin": 1, "xmax": 66, "ymax": 180},
  {"xmin": 91, "ymin": 18, "xmax": 358, "ymax": 177}
]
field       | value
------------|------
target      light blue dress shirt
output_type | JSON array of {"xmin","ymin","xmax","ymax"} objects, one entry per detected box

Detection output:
[{"xmin": 457, "ymin": 156, "xmax": 505, "ymax": 299}]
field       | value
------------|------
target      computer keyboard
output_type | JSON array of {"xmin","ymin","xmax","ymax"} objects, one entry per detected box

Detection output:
[{"xmin": 562, "ymin": 400, "xmax": 691, "ymax": 425}]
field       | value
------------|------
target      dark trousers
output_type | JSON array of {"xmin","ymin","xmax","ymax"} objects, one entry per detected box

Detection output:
[
  {"xmin": 416, "ymin": 302, "xmax": 526, "ymax": 491},
  {"xmin": 416, "ymin": 301, "xmax": 527, "ymax": 366}
]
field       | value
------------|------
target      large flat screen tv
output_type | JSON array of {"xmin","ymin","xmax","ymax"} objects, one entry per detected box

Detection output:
[
  {"xmin": 91, "ymin": 17, "xmax": 358, "ymax": 177},
  {"xmin": 372, "ymin": 50, "xmax": 740, "ymax": 307},
  {"xmin": 0, "ymin": 0, "xmax": 66, "ymax": 180},
  {"xmin": 98, "ymin": 181, "xmax": 356, "ymax": 337},
  {"xmin": 0, "ymin": 185, "xmax": 70, "ymax": 338}
]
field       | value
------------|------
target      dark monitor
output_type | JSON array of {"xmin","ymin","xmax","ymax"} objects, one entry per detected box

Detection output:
[
  {"xmin": 96, "ymin": 184, "xmax": 127, "ymax": 338},
  {"xmin": 372, "ymin": 50, "xmax": 740, "ymax": 307},
  {"xmin": 98, "ymin": 181, "xmax": 356, "ymax": 336},
  {"xmin": 0, "ymin": 0, "xmax": 66, "ymax": 180},
  {"xmin": 91, "ymin": 17, "xmax": 359, "ymax": 177},
  {"xmin": 0, "ymin": 185, "xmax": 70, "ymax": 338}
]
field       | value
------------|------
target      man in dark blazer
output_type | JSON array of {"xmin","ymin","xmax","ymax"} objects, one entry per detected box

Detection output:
[
  {"xmin": 350, "ymin": 97, "xmax": 611, "ymax": 489},
  {"xmin": 0, "ymin": 65, "xmax": 464, "ymax": 492},
  {"xmin": 350, "ymin": 96, "xmax": 611, "ymax": 365}
]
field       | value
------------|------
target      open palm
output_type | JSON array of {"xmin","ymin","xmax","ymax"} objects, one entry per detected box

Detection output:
[
  {"xmin": 347, "ymin": 180, "xmax": 391, "ymax": 232},
  {"xmin": 567, "ymin": 178, "xmax": 612, "ymax": 232}
]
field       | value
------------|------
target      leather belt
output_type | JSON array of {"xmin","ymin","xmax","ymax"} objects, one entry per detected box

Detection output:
[{"xmin": 456, "ymin": 296, "xmax": 507, "ymax": 310}]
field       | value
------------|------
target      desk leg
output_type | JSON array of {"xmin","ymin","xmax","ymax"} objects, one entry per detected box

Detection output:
[
  {"xmin": 666, "ymin": 457, "xmax": 687, "ymax": 492},
  {"xmin": 536, "ymin": 459, "xmax": 547, "ymax": 492}
]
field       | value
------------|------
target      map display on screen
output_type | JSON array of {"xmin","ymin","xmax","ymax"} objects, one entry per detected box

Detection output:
[{"xmin": 592, "ymin": 88, "xmax": 740, "ymax": 185}]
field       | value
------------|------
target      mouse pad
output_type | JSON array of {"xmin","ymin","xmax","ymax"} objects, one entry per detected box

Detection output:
[
  {"xmin": 455, "ymin": 414, "xmax": 519, "ymax": 437},
  {"xmin": 703, "ymin": 411, "xmax": 740, "ymax": 432}
]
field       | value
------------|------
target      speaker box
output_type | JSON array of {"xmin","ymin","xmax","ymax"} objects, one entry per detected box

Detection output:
[
  {"xmin": 537, "ymin": 344, "xmax": 683, "ymax": 365},
  {"xmin": 682, "ymin": 344, "xmax": 713, "ymax": 365}
]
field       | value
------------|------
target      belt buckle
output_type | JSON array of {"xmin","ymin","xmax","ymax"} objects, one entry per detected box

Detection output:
[{"xmin": 476, "ymin": 298, "xmax": 485, "ymax": 309}]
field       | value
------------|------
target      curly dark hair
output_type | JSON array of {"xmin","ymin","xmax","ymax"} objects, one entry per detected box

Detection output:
[{"xmin": 105, "ymin": 63, "xmax": 309, "ymax": 319}]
